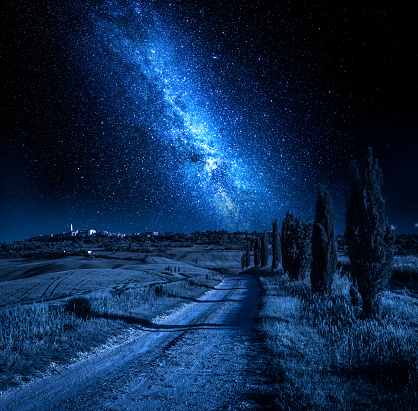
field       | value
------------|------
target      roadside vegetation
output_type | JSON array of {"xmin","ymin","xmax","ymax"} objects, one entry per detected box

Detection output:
[
  {"xmin": 250, "ymin": 149, "xmax": 417, "ymax": 408},
  {"xmin": 256, "ymin": 267, "xmax": 418, "ymax": 409},
  {"xmin": 0, "ymin": 273, "xmax": 222, "ymax": 391}
]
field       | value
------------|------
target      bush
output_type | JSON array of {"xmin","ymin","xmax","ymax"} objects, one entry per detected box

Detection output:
[{"xmin": 64, "ymin": 297, "xmax": 92, "ymax": 320}]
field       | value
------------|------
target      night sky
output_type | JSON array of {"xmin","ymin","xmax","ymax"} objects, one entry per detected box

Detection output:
[{"xmin": 1, "ymin": 1, "xmax": 417, "ymax": 243}]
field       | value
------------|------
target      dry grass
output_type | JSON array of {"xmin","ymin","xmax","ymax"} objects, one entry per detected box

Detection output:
[
  {"xmin": 0, "ymin": 273, "xmax": 221, "ymax": 392},
  {"xmin": 257, "ymin": 270, "xmax": 418, "ymax": 410},
  {"xmin": 392, "ymin": 255, "xmax": 418, "ymax": 285}
]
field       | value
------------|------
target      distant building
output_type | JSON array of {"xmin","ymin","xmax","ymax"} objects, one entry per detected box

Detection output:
[
  {"xmin": 78, "ymin": 229, "xmax": 96, "ymax": 237},
  {"xmin": 98, "ymin": 230, "xmax": 125, "ymax": 238},
  {"xmin": 67, "ymin": 224, "xmax": 96, "ymax": 238},
  {"xmin": 69, "ymin": 223, "xmax": 78, "ymax": 237}
]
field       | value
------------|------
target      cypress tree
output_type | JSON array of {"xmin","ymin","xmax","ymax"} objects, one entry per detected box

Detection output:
[
  {"xmin": 345, "ymin": 148, "xmax": 394, "ymax": 318},
  {"xmin": 254, "ymin": 237, "xmax": 261, "ymax": 267},
  {"xmin": 245, "ymin": 242, "xmax": 251, "ymax": 268},
  {"xmin": 241, "ymin": 253, "xmax": 246, "ymax": 270},
  {"xmin": 281, "ymin": 211, "xmax": 311, "ymax": 280},
  {"xmin": 311, "ymin": 185, "xmax": 337, "ymax": 293},
  {"xmin": 272, "ymin": 219, "xmax": 281, "ymax": 269},
  {"xmin": 260, "ymin": 231, "xmax": 269, "ymax": 267}
]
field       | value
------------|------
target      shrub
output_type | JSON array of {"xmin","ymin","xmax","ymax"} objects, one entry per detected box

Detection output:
[
  {"xmin": 64, "ymin": 297, "xmax": 91, "ymax": 319},
  {"xmin": 154, "ymin": 285, "xmax": 164, "ymax": 296}
]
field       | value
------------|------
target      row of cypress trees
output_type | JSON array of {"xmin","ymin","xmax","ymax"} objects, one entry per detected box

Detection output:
[
  {"xmin": 241, "ymin": 148, "xmax": 394, "ymax": 318},
  {"xmin": 243, "ymin": 232, "xmax": 270, "ymax": 269}
]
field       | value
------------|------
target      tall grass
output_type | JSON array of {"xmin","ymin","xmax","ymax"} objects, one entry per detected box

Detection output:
[
  {"xmin": 392, "ymin": 255, "xmax": 418, "ymax": 284},
  {"xmin": 343, "ymin": 320, "xmax": 417, "ymax": 387},
  {"xmin": 0, "ymin": 274, "xmax": 221, "ymax": 391},
  {"xmin": 257, "ymin": 270, "xmax": 418, "ymax": 409},
  {"xmin": 0, "ymin": 304, "xmax": 77, "ymax": 351},
  {"xmin": 295, "ymin": 272, "xmax": 418, "ymax": 387}
]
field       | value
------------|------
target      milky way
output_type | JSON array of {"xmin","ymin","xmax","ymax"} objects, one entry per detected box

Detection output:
[
  {"xmin": 2, "ymin": 0, "xmax": 417, "ymax": 241},
  {"xmin": 73, "ymin": 1, "xmax": 287, "ymax": 231}
]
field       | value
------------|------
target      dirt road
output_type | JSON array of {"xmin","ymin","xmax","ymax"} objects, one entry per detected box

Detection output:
[{"xmin": 1, "ymin": 274, "xmax": 267, "ymax": 410}]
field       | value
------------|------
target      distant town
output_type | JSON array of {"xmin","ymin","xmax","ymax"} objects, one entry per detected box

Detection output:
[
  {"xmin": 0, "ymin": 225, "xmax": 258, "ymax": 260},
  {"xmin": 1, "ymin": 224, "xmax": 418, "ymax": 260},
  {"xmin": 36, "ymin": 224, "xmax": 122, "ymax": 241}
]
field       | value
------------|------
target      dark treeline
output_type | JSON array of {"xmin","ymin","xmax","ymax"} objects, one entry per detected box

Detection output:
[
  {"xmin": 0, "ymin": 229, "xmax": 265, "ymax": 259},
  {"xmin": 241, "ymin": 148, "xmax": 403, "ymax": 319}
]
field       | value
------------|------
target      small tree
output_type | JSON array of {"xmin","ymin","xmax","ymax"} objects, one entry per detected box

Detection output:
[
  {"xmin": 260, "ymin": 231, "xmax": 269, "ymax": 267},
  {"xmin": 281, "ymin": 211, "xmax": 311, "ymax": 280},
  {"xmin": 311, "ymin": 185, "xmax": 337, "ymax": 293},
  {"xmin": 345, "ymin": 148, "xmax": 394, "ymax": 318},
  {"xmin": 245, "ymin": 242, "xmax": 251, "ymax": 268},
  {"xmin": 272, "ymin": 219, "xmax": 281, "ymax": 270},
  {"xmin": 254, "ymin": 237, "xmax": 261, "ymax": 267},
  {"xmin": 241, "ymin": 253, "xmax": 246, "ymax": 270}
]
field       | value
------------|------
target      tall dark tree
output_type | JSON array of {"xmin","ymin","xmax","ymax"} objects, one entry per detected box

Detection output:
[
  {"xmin": 245, "ymin": 242, "xmax": 251, "ymax": 268},
  {"xmin": 345, "ymin": 148, "xmax": 394, "ymax": 318},
  {"xmin": 272, "ymin": 219, "xmax": 281, "ymax": 270},
  {"xmin": 254, "ymin": 237, "xmax": 261, "ymax": 267},
  {"xmin": 281, "ymin": 211, "xmax": 312, "ymax": 280},
  {"xmin": 311, "ymin": 186, "xmax": 337, "ymax": 293},
  {"xmin": 260, "ymin": 231, "xmax": 269, "ymax": 267},
  {"xmin": 241, "ymin": 253, "xmax": 246, "ymax": 270}
]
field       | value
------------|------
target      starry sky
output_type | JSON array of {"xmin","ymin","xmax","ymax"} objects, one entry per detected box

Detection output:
[{"xmin": 1, "ymin": 1, "xmax": 417, "ymax": 243}]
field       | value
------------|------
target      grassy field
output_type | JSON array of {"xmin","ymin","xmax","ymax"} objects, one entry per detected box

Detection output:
[
  {"xmin": 0, "ymin": 248, "xmax": 243, "ymax": 392},
  {"xmin": 255, "ymin": 261, "xmax": 418, "ymax": 410},
  {"xmin": 0, "ymin": 272, "xmax": 222, "ymax": 392},
  {"xmin": 0, "ymin": 255, "xmax": 217, "ymax": 307},
  {"xmin": 2, "ymin": 248, "xmax": 416, "ymax": 406}
]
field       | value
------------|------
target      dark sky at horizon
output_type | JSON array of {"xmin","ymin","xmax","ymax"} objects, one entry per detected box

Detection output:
[{"xmin": 1, "ymin": 1, "xmax": 417, "ymax": 243}]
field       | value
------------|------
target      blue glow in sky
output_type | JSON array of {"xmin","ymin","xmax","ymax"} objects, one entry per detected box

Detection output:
[{"xmin": 1, "ymin": 1, "xmax": 417, "ymax": 242}]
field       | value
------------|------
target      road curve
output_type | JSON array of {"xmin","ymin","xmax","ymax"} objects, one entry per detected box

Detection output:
[{"xmin": 1, "ymin": 274, "xmax": 267, "ymax": 410}]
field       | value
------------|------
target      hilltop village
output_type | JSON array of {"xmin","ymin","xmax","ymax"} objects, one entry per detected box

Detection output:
[
  {"xmin": 0, "ymin": 226, "xmax": 259, "ymax": 259},
  {"xmin": 1, "ymin": 224, "xmax": 418, "ymax": 260}
]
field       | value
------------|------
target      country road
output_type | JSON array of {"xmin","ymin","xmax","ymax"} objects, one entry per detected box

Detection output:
[{"xmin": 1, "ymin": 274, "xmax": 268, "ymax": 410}]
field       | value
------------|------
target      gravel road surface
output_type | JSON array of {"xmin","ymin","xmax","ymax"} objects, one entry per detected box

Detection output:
[{"xmin": 1, "ymin": 274, "xmax": 267, "ymax": 410}]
